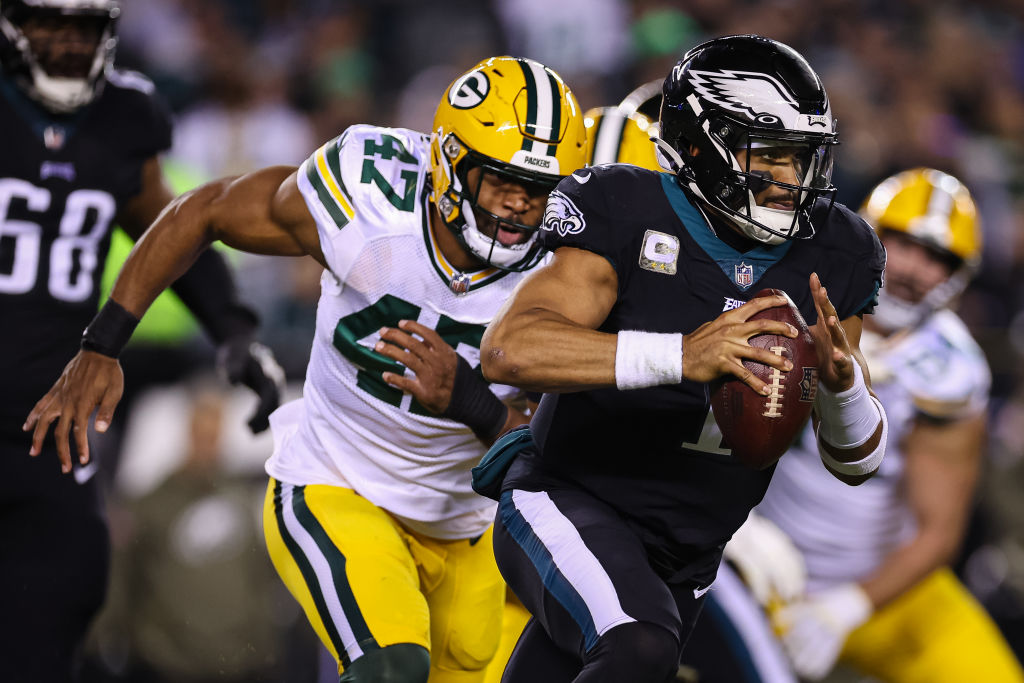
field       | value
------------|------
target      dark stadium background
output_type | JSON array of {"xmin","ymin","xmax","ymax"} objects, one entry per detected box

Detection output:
[{"xmin": 81, "ymin": 2, "xmax": 1024, "ymax": 681}]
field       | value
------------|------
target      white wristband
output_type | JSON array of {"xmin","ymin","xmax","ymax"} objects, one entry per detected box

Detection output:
[
  {"xmin": 814, "ymin": 361, "xmax": 880, "ymax": 449},
  {"xmin": 818, "ymin": 395, "xmax": 887, "ymax": 476},
  {"xmin": 615, "ymin": 330, "xmax": 683, "ymax": 390}
]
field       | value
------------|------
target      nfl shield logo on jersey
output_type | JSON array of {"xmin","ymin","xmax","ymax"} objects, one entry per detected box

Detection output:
[
  {"xmin": 449, "ymin": 272, "xmax": 472, "ymax": 295},
  {"xmin": 734, "ymin": 262, "xmax": 754, "ymax": 288}
]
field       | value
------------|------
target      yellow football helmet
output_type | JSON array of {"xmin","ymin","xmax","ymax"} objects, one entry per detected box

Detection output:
[
  {"xmin": 430, "ymin": 56, "xmax": 587, "ymax": 271},
  {"xmin": 860, "ymin": 167, "xmax": 982, "ymax": 330},
  {"xmin": 584, "ymin": 107, "xmax": 661, "ymax": 171}
]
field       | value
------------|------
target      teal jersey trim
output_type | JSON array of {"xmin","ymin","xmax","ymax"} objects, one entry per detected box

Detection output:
[{"xmin": 659, "ymin": 173, "xmax": 792, "ymax": 291}]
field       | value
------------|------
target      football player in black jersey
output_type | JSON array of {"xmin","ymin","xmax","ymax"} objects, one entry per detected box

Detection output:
[
  {"xmin": 0, "ymin": 1, "xmax": 282, "ymax": 679},
  {"xmin": 477, "ymin": 35, "xmax": 889, "ymax": 682}
]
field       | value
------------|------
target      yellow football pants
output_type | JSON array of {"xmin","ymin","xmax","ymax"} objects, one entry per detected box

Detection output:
[
  {"xmin": 842, "ymin": 567, "xmax": 1024, "ymax": 682},
  {"xmin": 483, "ymin": 591, "xmax": 532, "ymax": 683},
  {"xmin": 264, "ymin": 479, "xmax": 505, "ymax": 682}
]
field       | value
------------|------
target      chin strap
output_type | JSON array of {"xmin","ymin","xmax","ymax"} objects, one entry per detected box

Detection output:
[{"xmin": 652, "ymin": 136, "xmax": 686, "ymax": 173}]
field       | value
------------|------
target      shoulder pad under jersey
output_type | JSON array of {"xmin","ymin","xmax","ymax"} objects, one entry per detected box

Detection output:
[
  {"xmin": 885, "ymin": 310, "xmax": 990, "ymax": 420},
  {"xmin": 297, "ymin": 125, "xmax": 430, "ymax": 270},
  {"xmin": 810, "ymin": 201, "xmax": 886, "ymax": 318}
]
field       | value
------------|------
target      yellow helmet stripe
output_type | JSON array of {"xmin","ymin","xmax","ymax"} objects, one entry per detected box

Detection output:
[
  {"xmin": 540, "ymin": 65, "xmax": 562, "ymax": 156},
  {"xmin": 591, "ymin": 110, "xmax": 628, "ymax": 165},
  {"xmin": 924, "ymin": 170, "xmax": 956, "ymax": 225}
]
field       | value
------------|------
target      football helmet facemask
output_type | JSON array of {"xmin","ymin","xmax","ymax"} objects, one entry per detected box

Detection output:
[
  {"xmin": 860, "ymin": 168, "xmax": 981, "ymax": 332},
  {"xmin": 658, "ymin": 34, "xmax": 838, "ymax": 245},
  {"xmin": 584, "ymin": 106, "xmax": 660, "ymax": 171},
  {"xmin": 0, "ymin": 0, "xmax": 119, "ymax": 113},
  {"xmin": 430, "ymin": 56, "xmax": 587, "ymax": 271}
]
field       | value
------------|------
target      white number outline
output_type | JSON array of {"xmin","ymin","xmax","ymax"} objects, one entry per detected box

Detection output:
[
  {"xmin": 680, "ymin": 407, "xmax": 733, "ymax": 456},
  {"xmin": 0, "ymin": 179, "xmax": 115, "ymax": 301}
]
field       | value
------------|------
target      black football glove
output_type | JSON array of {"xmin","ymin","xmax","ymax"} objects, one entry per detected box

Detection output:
[{"xmin": 217, "ymin": 336, "xmax": 286, "ymax": 433}]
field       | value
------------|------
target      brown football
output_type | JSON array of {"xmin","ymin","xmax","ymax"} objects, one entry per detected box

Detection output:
[{"xmin": 710, "ymin": 288, "xmax": 818, "ymax": 469}]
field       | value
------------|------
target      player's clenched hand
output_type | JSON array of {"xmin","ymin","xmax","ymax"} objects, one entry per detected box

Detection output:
[
  {"xmin": 23, "ymin": 350, "xmax": 124, "ymax": 473},
  {"xmin": 682, "ymin": 294, "xmax": 797, "ymax": 395},
  {"xmin": 377, "ymin": 319, "xmax": 459, "ymax": 414},
  {"xmin": 217, "ymin": 337, "xmax": 286, "ymax": 433},
  {"xmin": 809, "ymin": 272, "xmax": 855, "ymax": 393}
]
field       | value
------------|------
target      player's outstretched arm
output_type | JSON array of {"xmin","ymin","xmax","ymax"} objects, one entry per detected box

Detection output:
[
  {"xmin": 481, "ymin": 247, "xmax": 619, "ymax": 392},
  {"xmin": 808, "ymin": 273, "xmax": 887, "ymax": 484},
  {"xmin": 481, "ymin": 246, "xmax": 796, "ymax": 394},
  {"xmin": 117, "ymin": 157, "xmax": 287, "ymax": 433},
  {"xmin": 24, "ymin": 166, "xmax": 321, "ymax": 472}
]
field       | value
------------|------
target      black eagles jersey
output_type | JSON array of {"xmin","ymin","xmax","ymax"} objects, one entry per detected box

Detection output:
[
  {"xmin": 0, "ymin": 70, "xmax": 172, "ymax": 432},
  {"xmin": 507, "ymin": 164, "xmax": 885, "ymax": 578}
]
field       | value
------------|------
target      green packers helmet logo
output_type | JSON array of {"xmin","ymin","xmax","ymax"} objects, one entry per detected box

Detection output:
[{"xmin": 449, "ymin": 71, "xmax": 490, "ymax": 109}]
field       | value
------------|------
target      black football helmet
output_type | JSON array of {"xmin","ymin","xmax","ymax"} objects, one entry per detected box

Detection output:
[
  {"xmin": 658, "ymin": 35, "xmax": 838, "ymax": 244},
  {"xmin": 0, "ymin": 0, "xmax": 119, "ymax": 113}
]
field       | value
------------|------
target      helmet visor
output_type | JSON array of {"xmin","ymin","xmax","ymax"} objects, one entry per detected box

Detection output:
[{"xmin": 733, "ymin": 136, "xmax": 835, "ymax": 209}]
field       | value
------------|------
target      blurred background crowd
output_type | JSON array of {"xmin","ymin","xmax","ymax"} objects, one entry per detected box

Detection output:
[{"xmin": 84, "ymin": 1, "xmax": 1024, "ymax": 681}]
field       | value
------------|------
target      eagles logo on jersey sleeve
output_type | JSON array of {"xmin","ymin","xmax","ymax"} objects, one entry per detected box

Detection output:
[
  {"xmin": 539, "ymin": 164, "xmax": 652, "ymax": 273},
  {"xmin": 297, "ymin": 125, "xmax": 430, "ymax": 277}
]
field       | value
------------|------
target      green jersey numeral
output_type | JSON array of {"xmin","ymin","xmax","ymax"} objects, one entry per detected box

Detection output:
[
  {"xmin": 333, "ymin": 294, "xmax": 488, "ymax": 413},
  {"xmin": 360, "ymin": 134, "xmax": 419, "ymax": 212}
]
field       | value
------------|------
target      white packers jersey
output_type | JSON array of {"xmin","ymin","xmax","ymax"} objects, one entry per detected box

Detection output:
[
  {"xmin": 757, "ymin": 310, "xmax": 990, "ymax": 591},
  {"xmin": 266, "ymin": 124, "xmax": 531, "ymax": 540}
]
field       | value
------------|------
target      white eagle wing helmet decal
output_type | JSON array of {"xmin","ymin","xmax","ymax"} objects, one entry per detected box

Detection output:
[{"xmin": 687, "ymin": 69, "xmax": 832, "ymax": 132}]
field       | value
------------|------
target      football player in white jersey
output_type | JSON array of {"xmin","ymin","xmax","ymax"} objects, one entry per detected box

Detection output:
[
  {"xmin": 27, "ymin": 56, "xmax": 588, "ymax": 682},
  {"xmin": 686, "ymin": 168, "xmax": 1024, "ymax": 683}
]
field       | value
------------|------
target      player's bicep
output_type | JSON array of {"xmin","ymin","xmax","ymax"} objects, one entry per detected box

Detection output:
[
  {"xmin": 904, "ymin": 413, "xmax": 985, "ymax": 539},
  {"xmin": 208, "ymin": 166, "xmax": 325, "ymax": 266},
  {"xmin": 508, "ymin": 246, "xmax": 618, "ymax": 328}
]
